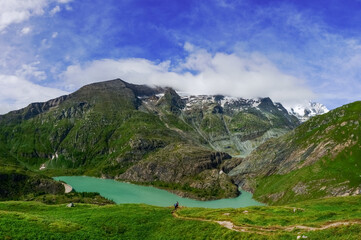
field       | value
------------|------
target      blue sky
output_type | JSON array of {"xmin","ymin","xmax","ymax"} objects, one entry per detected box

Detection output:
[{"xmin": 0, "ymin": 0, "xmax": 361, "ymax": 113}]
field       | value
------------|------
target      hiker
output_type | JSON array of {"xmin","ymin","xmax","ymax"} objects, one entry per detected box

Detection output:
[{"xmin": 174, "ymin": 201, "xmax": 179, "ymax": 210}]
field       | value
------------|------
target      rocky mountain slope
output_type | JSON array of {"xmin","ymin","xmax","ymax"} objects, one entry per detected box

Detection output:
[
  {"xmin": 143, "ymin": 93, "xmax": 300, "ymax": 157},
  {"xmin": 229, "ymin": 101, "xmax": 361, "ymax": 204}
]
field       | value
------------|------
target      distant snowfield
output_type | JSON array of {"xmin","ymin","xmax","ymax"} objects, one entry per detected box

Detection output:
[{"xmin": 288, "ymin": 101, "xmax": 329, "ymax": 122}]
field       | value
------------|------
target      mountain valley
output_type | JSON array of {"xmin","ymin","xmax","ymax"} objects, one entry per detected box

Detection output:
[{"xmin": 0, "ymin": 79, "xmax": 359, "ymax": 204}]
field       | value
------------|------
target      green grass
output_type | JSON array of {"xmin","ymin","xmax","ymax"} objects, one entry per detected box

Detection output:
[
  {"xmin": 0, "ymin": 202, "xmax": 241, "ymax": 240},
  {"xmin": 179, "ymin": 195, "xmax": 361, "ymax": 227},
  {"xmin": 1, "ymin": 195, "xmax": 361, "ymax": 239}
]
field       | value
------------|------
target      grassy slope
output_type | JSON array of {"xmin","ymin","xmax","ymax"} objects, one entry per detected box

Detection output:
[
  {"xmin": 0, "ymin": 202, "xmax": 239, "ymax": 240},
  {"xmin": 178, "ymin": 195, "xmax": 361, "ymax": 239},
  {"xmin": 1, "ymin": 196, "xmax": 361, "ymax": 239},
  {"xmin": 0, "ymin": 81, "xmax": 194, "ymax": 177},
  {"xmin": 234, "ymin": 101, "xmax": 361, "ymax": 205},
  {"xmin": 179, "ymin": 195, "xmax": 361, "ymax": 227}
]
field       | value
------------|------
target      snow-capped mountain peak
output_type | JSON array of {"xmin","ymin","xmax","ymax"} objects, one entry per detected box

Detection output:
[{"xmin": 288, "ymin": 101, "xmax": 329, "ymax": 122}]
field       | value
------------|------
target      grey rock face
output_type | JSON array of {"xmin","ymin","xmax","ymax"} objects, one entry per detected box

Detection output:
[
  {"xmin": 118, "ymin": 148, "xmax": 231, "ymax": 183},
  {"xmin": 117, "ymin": 144, "xmax": 237, "ymax": 200}
]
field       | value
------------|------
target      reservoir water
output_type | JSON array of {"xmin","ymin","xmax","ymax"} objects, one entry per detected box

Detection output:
[{"xmin": 54, "ymin": 176, "xmax": 264, "ymax": 208}]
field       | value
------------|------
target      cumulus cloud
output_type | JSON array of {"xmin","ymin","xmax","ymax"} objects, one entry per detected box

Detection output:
[
  {"xmin": 52, "ymin": 32, "xmax": 58, "ymax": 38},
  {"xmin": 0, "ymin": 75, "xmax": 68, "ymax": 114},
  {"xmin": 15, "ymin": 62, "xmax": 47, "ymax": 81},
  {"xmin": 60, "ymin": 45, "xmax": 314, "ymax": 108},
  {"xmin": 0, "ymin": 0, "xmax": 47, "ymax": 31}
]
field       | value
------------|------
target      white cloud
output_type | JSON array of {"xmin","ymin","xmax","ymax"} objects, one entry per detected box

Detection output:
[
  {"xmin": 0, "ymin": 75, "xmax": 68, "ymax": 114},
  {"xmin": 20, "ymin": 26, "xmax": 31, "ymax": 35},
  {"xmin": 52, "ymin": 32, "xmax": 58, "ymax": 38},
  {"xmin": 15, "ymin": 62, "xmax": 47, "ymax": 81},
  {"xmin": 0, "ymin": 0, "xmax": 72, "ymax": 31},
  {"xmin": 60, "ymin": 45, "xmax": 314, "ymax": 107},
  {"xmin": 50, "ymin": 5, "xmax": 60, "ymax": 16},
  {"xmin": 0, "ymin": 0, "xmax": 48, "ymax": 31}
]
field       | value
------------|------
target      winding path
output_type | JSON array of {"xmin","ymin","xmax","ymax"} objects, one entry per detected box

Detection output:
[{"xmin": 172, "ymin": 210, "xmax": 361, "ymax": 235}]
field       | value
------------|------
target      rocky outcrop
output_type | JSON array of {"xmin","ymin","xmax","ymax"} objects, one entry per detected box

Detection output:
[
  {"xmin": 117, "ymin": 144, "xmax": 237, "ymax": 200},
  {"xmin": 221, "ymin": 157, "xmax": 244, "ymax": 173},
  {"xmin": 118, "ymin": 150, "xmax": 230, "ymax": 182},
  {"xmin": 168, "ymin": 169, "xmax": 239, "ymax": 200},
  {"xmin": 129, "ymin": 137, "xmax": 166, "ymax": 155},
  {"xmin": 0, "ymin": 95, "xmax": 68, "ymax": 123},
  {"xmin": 22, "ymin": 95, "xmax": 69, "ymax": 120},
  {"xmin": 156, "ymin": 88, "xmax": 185, "ymax": 115}
]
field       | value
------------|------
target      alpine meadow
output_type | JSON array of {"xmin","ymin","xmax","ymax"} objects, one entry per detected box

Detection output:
[{"xmin": 1, "ymin": 0, "xmax": 361, "ymax": 239}]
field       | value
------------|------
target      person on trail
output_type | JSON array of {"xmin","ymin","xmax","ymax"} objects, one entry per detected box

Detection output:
[{"xmin": 174, "ymin": 201, "xmax": 179, "ymax": 210}]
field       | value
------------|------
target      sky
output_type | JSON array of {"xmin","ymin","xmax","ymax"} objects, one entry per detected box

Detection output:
[{"xmin": 0, "ymin": 0, "xmax": 361, "ymax": 114}]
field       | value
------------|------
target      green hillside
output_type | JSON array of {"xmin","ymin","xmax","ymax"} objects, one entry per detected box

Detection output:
[
  {"xmin": 1, "ymin": 195, "xmax": 361, "ymax": 239},
  {"xmin": 229, "ymin": 101, "xmax": 361, "ymax": 205}
]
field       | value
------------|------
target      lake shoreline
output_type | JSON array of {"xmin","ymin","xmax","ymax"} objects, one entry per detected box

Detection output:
[{"xmin": 54, "ymin": 176, "xmax": 264, "ymax": 208}]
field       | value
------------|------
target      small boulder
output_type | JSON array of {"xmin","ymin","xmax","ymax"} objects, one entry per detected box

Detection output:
[{"xmin": 66, "ymin": 202, "xmax": 75, "ymax": 208}]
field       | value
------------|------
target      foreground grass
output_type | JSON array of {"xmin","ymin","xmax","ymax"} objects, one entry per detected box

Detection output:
[
  {"xmin": 179, "ymin": 195, "xmax": 361, "ymax": 239},
  {"xmin": 0, "ymin": 195, "xmax": 361, "ymax": 239},
  {"xmin": 0, "ymin": 202, "xmax": 243, "ymax": 240}
]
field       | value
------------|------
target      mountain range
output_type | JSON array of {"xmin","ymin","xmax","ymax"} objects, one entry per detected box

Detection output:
[{"xmin": 1, "ymin": 79, "xmax": 358, "ymax": 205}]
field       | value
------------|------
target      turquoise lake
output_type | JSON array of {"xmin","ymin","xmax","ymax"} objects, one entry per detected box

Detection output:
[{"xmin": 54, "ymin": 176, "xmax": 264, "ymax": 208}]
